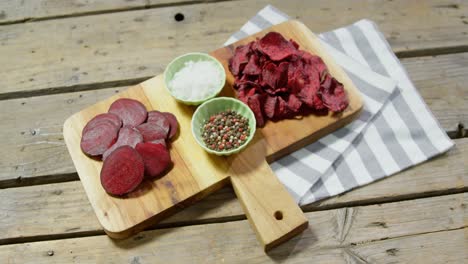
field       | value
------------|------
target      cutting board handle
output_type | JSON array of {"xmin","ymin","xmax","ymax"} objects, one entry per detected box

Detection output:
[{"xmin": 228, "ymin": 134, "xmax": 309, "ymax": 251}]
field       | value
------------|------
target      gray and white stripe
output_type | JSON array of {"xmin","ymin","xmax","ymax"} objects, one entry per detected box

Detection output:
[{"xmin": 226, "ymin": 6, "xmax": 454, "ymax": 204}]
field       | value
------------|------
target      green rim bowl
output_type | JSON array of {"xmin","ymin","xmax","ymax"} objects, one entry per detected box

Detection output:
[
  {"xmin": 191, "ymin": 97, "xmax": 257, "ymax": 156},
  {"xmin": 164, "ymin": 52, "xmax": 226, "ymax": 105}
]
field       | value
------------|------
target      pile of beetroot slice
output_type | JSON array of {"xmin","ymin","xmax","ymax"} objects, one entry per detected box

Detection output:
[
  {"xmin": 80, "ymin": 98, "xmax": 178, "ymax": 196},
  {"xmin": 228, "ymin": 32, "xmax": 349, "ymax": 127}
]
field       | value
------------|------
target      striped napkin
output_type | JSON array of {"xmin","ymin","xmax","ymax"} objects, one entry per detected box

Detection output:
[{"xmin": 225, "ymin": 5, "xmax": 454, "ymax": 205}]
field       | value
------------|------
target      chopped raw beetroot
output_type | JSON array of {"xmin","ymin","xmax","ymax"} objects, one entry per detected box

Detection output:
[
  {"xmin": 243, "ymin": 54, "xmax": 262, "ymax": 75},
  {"xmin": 287, "ymin": 94, "xmax": 302, "ymax": 113},
  {"xmin": 258, "ymin": 32, "xmax": 298, "ymax": 61},
  {"xmin": 229, "ymin": 31, "xmax": 349, "ymax": 126},
  {"xmin": 320, "ymin": 77, "xmax": 349, "ymax": 112},
  {"xmin": 247, "ymin": 94, "xmax": 265, "ymax": 127},
  {"xmin": 228, "ymin": 43, "xmax": 251, "ymax": 76},
  {"xmin": 264, "ymin": 95, "xmax": 277, "ymax": 119}
]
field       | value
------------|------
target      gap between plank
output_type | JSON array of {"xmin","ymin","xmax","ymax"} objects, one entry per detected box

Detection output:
[
  {"xmin": 0, "ymin": 193, "xmax": 465, "ymax": 247},
  {"xmin": 0, "ymin": 0, "xmax": 239, "ymax": 26},
  {"xmin": 301, "ymin": 187, "xmax": 468, "ymax": 212},
  {"xmin": 0, "ymin": 172, "xmax": 78, "ymax": 189},
  {"xmin": 395, "ymin": 45, "xmax": 468, "ymax": 58}
]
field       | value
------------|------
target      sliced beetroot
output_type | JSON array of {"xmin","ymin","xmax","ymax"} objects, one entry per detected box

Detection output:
[
  {"xmin": 149, "ymin": 138, "xmax": 167, "ymax": 147},
  {"xmin": 275, "ymin": 96, "xmax": 291, "ymax": 118},
  {"xmin": 135, "ymin": 143, "xmax": 171, "ymax": 179},
  {"xmin": 147, "ymin": 111, "xmax": 168, "ymax": 126},
  {"xmin": 243, "ymin": 54, "xmax": 262, "ymax": 75},
  {"xmin": 287, "ymin": 94, "xmax": 302, "ymax": 113},
  {"xmin": 228, "ymin": 43, "xmax": 251, "ymax": 76},
  {"xmin": 257, "ymin": 32, "xmax": 297, "ymax": 61},
  {"xmin": 228, "ymin": 31, "xmax": 348, "ymax": 126},
  {"xmin": 136, "ymin": 122, "xmax": 168, "ymax": 142},
  {"xmin": 320, "ymin": 77, "xmax": 349, "ymax": 112},
  {"xmin": 100, "ymin": 146, "xmax": 144, "ymax": 196},
  {"xmin": 102, "ymin": 126, "xmax": 143, "ymax": 160},
  {"xmin": 81, "ymin": 120, "xmax": 119, "ymax": 157},
  {"xmin": 247, "ymin": 94, "xmax": 265, "ymax": 127},
  {"xmin": 161, "ymin": 112, "xmax": 179, "ymax": 139},
  {"xmin": 108, "ymin": 98, "xmax": 148, "ymax": 127},
  {"xmin": 298, "ymin": 82, "xmax": 325, "ymax": 110},
  {"xmin": 264, "ymin": 95, "xmax": 277, "ymax": 119},
  {"xmin": 83, "ymin": 113, "xmax": 122, "ymax": 134},
  {"xmin": 290, "ymin": 39, "xmax": 300, "ymax": 49}
]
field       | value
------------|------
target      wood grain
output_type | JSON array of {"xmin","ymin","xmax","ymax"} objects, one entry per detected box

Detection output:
[
  {"xmin": 0, "ymin": 52, "xmax": 465, "ymax": 186},
  {"xmin": 0, "ymin": 193, "xmax": 465, "ymax": 263},
  {"xmin": 404, "ymin": 52, "xmax": 468, "ymax": 134},
  {"xmin": 1, "ymin": 138, "xmax": 466, "ymax": 244},
  {"xmin": 0, "ymin": 0, "xmax": 225, "ymax": 25},
  {"xmin": 0, "ymin": 0, "xmax": 467, "ymax": 99},
  {"xmin": 63, "ymin": 79, "xmax": 230, "ymax": 238},
  {"xmin": 228, "ymin": 133, "xmax": 308, "ymax": 251},
  {"xmin": 62, "ymin": 21, "xmax": 361, "ymax": 246}
]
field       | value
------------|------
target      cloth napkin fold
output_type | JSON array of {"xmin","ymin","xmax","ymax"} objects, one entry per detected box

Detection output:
[{"xmin": 225, "ymin": 5, "xmax": 454, "ymax": 205}]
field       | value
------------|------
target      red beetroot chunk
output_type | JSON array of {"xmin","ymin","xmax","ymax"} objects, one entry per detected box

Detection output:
[
  {"xmin": 136, "ymin": 122, "xmax": 168, "ymax": 142},
  {"xmin": 147, "ymin": 111, "xmax": 170, "ymax": 134},
  {"xmin": 149, "ymin": 138, "xmax": 167, "ymax": 148},
  {"xmin": 100, "ymin": 146, "xmax": 145, "ymax": 195},
  {"xmin": 102, "ymin": 126, "xmax": 144, "ymax": 160},
  {"xmin": 135, "ymin": 143, "xmax": 171, "ymax": 179},
  {"xmin": 108, "ymin": 98, "xmax": 148, "ymax": 127},
  {"xmin": 161, "ymin": 112, "xmax": 179, "ymax": 139},
  {"xmin": 82, "ymin": 113, "xmax": 122, "ymax": 134},
  {"xmin": 81, "ymin": 120, "xmax": 119, "ymax": 157}
]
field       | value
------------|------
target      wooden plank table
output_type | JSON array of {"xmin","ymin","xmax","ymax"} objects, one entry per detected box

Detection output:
[{"xmin": 0, "ymin": 0, "xmax": 466, "ymax": 263}]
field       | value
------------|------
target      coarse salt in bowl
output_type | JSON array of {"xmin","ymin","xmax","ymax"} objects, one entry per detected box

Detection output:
[{"xmin": 164, "ymin": 52, "xmax": 226, "ymax": 105}]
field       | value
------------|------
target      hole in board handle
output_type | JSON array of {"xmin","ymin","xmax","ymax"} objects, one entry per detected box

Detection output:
[{"xmin": 274, "ymin": 211, "xmax": 283, "ymax": 220}]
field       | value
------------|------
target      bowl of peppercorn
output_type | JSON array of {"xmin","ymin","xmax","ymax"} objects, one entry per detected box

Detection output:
[{"xmin": 191, "ymin": 97, "xmax": 256, "ymax": 156}]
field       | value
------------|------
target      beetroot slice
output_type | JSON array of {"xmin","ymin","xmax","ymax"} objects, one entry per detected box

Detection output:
[
  {"xmin": 83, "ymin": 113, "xmax": 122, "ymax": 134},
  {"xmin": 243, "ymin": 54, "xmax": 262, "ymax": 76},
  {"xmin": 108, "ymin": 98, "xmax": 148, "ymax": 127},
  {"xmin": 149, "ymin": 138, "xmax": 167, "ymax": 147},
  {"xmin": 258, "ymin": 32, "xmax": 297, "ymax": 61},
  {"xmin": 100, "ymin": 146, "xmax": 144, "ymax": 196},
  {"xmin": 135, "ymin": 143, "xmax": 171, "ymax": 179},
  {"xmin": 81, "ymin": 120, "xmax": 119, "ymax": 157},
  {"xmin": 136, "ymin": 122, "xmax": 168, "ymax": 142},
  {"xmin": 162, "ymin": 112, "xmax": 179, "ymax": 139},
  {"xmin": 102, "ymin": 126, "xmax": 144, "ymax": 160},
  {"xmin": 320, "ymin": 77, "xmax": 349, "ymax": 112},
  {"xmin": 147, "ymin": 111, "xmax": 170, "ymax": 131},
  {"xmin": 247, "ymin": 94, "xmax": 265, "ymax": 127},
  {"xmin": 228, "ymin": 43, "xmax": 251, "ymax": 76}
]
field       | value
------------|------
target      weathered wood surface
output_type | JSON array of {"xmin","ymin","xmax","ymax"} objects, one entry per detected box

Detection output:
[
  {"xmin": 0, "ymin": 0, "xmax": 467, "ymax": 99},
  {"xmin": 0, "ymin": 193, "xmax": 465, "ymax": 263},
  {"xmin": 0, "ymin": 0, "xmax": 467, "ymax": 261},
  {"xmin": 1, "ymin": 53, "xmax": 466, "ymax": 186},
  {"xmin": 0, "ymin": 0, "xmax": 224, "ymax": 25},
  {"xmin": 404, "ymin": 53, "xmax": 468, "ymax": 134},
  {"xmin": 1, "ymin": 138, "xmax": 466, "ymax": 244}
]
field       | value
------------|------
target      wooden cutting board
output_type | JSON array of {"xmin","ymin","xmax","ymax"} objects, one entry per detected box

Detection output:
[{"xmin": 63, "ymin": 20, "xmax": 363, "ymax": 251}]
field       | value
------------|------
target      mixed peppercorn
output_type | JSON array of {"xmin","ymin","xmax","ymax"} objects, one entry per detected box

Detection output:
[{"xmin": 201, "ymin": 109, "xmax": 250, "ymax": 151}]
